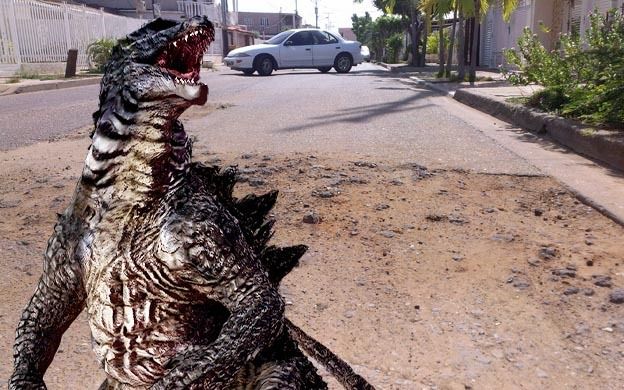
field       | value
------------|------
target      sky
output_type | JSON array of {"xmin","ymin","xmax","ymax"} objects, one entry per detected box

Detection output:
[{"xmin": 235, "ymin": 0, "xmax": 382, "ymax": 31}]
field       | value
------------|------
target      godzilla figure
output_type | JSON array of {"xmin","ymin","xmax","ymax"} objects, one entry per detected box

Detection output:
[{"xmin": 9, "ymin": 17, "xmax": 374, "ymax": 390}]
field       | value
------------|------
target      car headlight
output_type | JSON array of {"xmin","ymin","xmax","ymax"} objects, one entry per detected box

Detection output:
[{"xmin": 228, "ymin": 53, "xmax": 250, "ymax": 58}]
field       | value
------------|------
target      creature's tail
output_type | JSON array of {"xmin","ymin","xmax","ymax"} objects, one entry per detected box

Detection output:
[{"xmin": 285, "ymin": 318, "xmax": 376, "ymax": 390}]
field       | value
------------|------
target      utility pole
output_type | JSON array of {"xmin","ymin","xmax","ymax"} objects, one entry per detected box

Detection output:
[
  {"xmin": 295, "ymin": 0, "xmax": 298, "ymax": 28},
  {"xmin": 152, "ymin": 0, "xmax": 160, "ymax": 19},
  {"xmin": 221, "ymin": 0, "xmax": 229, "ymax": 56},
  {"xmin": 279, "ymin": 7, "xmax": 282, "ymax": 32},
  {"xmin": 314, "ymin": 0, "xmax": 318, "ymax": 28}
]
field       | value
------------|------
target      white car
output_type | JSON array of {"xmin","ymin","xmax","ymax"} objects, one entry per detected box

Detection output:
[{"xmin": 224, "ymin": 29, "xmax": 364, "ymax": 76}]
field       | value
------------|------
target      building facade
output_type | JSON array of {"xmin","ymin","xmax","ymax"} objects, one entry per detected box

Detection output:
[
  {"xmin": 481, "ymin": 0, "xmax": 624, "ymax": 68},
  {"xmin": 238, "ymin": 11, "xmax": 302, "ymax": 38}
]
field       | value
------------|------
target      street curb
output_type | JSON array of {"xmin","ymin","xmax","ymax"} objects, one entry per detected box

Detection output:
[
  {"xmin": 0, "ymin": 76, "xmax": 101, "ymax": 96},
  {"xmin": 453, "ymin": 88, "xmax": 624, "ymax": 173}
]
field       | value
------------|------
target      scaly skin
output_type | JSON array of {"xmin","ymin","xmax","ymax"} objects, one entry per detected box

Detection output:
[{"xmin": 10, "ymin": 17, "xmax": 374, "ymax": 390}]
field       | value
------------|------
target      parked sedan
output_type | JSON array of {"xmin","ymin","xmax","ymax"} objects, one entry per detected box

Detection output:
[{"xmin": 224, "ymin": 29, "xmax": 364, "ymax": 76}]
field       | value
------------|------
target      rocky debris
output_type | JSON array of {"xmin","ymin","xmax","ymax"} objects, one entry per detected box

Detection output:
[
  {"xmin": 411, "ymin": 164, "xmax": 433, "ymax": 180},
  {"xmin": 448, "ymin": 214, "xmax": 469, "ymax": 225},
  {"xmin": 248, "ymin": 177, "xmax": 266, "ymax": 187},
  {"xmin": 452, "ymin": 254, "xmax": 464, "ymax": 262},
  {"xmin": 533, "ymin": 208, "xmax": 544, "ymax": 216},
  {"xmin": 483, "ymin": 207, "xmax": 497, "ymax": 213},
  {"xmin": 552, "ymin": 268, "xmax": 576, "ymax": 278},
  {"xmin": 349, "ymin": 177, "xmax": 369, "ymax": 184},
  {"xmin": 426, "ymin": 213, "xmax": 446, "ymax": 222},
  {"xmin": 507, "ymin": 275, "xmax": 530, "ymax": 290},
  {"xmin": 239, "ymin": 168, "xmax": 258, "ymax": 175},
  {"xmin": 538, "ymin": 246, "xmax": 559, "ymax": 260},
  {"xmin": 491, "ymin": 233, "xmax": 515, "ymax": 242},
  {"xmin": 609, "ymin": 289, "xmax": 624, "ymax": 304},
  {"xmin": 353, "ymin": 161, "xmax": 377, "ymax": 168},
  {"xmin": 390, "ymin": 179, "xmax": 404, "ymax": 186},
  {"xmin": 379, "ymin": 230, "xmax": 396, "ymax": 238},
  {"xmin": 375, "ymin": 204, "xmax": 390, "ymax": 211},
  {"xmin": 312, "ymin": 187, "xmax": 340, "ymax": 198},
  {"xmin": 0, "ymin": 199, "xmax": 20, "ymax": 208},
  {"xmin": 527, "ymin": 258, "xmax": 541, "ymax": 267},
  {"xmin": 241, "ymin": 153, "xmax": 254, "ymax": 159},
  {"xmin": 563, "ymin": 287, "xmax": 580, "ymax": 295},
  {"xmin": 583, "ymin": 288, "xmax": 595, "ymax": 296},
  {"xmin": 302, "ymin": 211, "xmax": 322, "ymax": 224},
  {"xmin": 593, "ymin": 275, "xmax": 613, "ymax": 288}
]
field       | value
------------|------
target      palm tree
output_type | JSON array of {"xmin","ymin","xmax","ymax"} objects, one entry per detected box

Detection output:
[
  {"xmin": 469, "ymin": 0, "xmax": 518, "ymax": 83},
  {"xmin": 420, "ymin": 0, "xmax": 472, "ymax": 77},
  {"xmin": 420, "ymin": 0, "xmax": 518, "ymax": 81},
  {"xmin": 420, "ymin": 1, "xmax": 451, "ymax": 75}
]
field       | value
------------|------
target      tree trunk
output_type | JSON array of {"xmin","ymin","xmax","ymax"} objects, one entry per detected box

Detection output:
[
  {"xmin": 457, "ymin": 4, "xmax": 466, "ymax": 81},
  {"xmin": 438, "ymin": 12, "xmax": 445, "ymax": 76},
  {"xmin": 410, "ymin": 6, "xmax": 419, "ymax": 66},
  {"xmin": 469, "ymin": 0, "xmax": 480, "ymax": 84},
  {"xmin": 445, "ymin": 2, "xmax": 459, "ymax": 77},
  {"xmin": 421, "ymin": 24, "xmax": 427, "ymax": 67}
]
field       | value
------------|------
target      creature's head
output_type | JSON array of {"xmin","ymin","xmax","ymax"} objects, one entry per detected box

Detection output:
[
  {"xmin": 95, "ymin": 17, "xmax": 214, "ymax": 124},
  {"xmin": 84, "ymin": 18, "xmax": 214, "ymax": 195}
]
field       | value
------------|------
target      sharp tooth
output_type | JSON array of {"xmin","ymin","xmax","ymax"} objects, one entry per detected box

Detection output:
[
  {"xmin": 184, "ymin": 35, "xmax": 188, "ymax": 42},
  {"xmin": 173, "ymin": 41, "xmax": 177, "ymax": 47}
]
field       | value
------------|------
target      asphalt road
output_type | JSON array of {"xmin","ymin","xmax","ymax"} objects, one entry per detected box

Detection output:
[
  {"xmin": 0, "ymin": 63, "xmax": 537, "ymax": 175},
  {"xmin": 190, "ymin": 63, "xmax": 538, "ymax": 175}
]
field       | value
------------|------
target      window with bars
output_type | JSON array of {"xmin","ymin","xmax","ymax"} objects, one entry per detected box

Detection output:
[{"xmin": 260, "ymin": 17, "xmax": 269, "ymax": 26}]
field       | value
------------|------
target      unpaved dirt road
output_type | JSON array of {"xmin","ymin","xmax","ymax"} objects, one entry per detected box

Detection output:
[
  {"xmin": 1, "ymin": 65, "xmax": 624, "ymax": 389},
  {"xmin": 1, "ymin": 137, "xmax": 623, "ymax": 389}
]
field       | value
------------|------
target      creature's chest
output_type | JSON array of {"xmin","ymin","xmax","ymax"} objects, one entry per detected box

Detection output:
[{"xmin": 82, "ymin": 216, "xmax": 221, "ymax": 386}]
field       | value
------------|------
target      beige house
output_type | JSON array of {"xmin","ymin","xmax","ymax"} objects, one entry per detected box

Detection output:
[{"xmin": 481, "ymin": 0, "xmax": 624, "ymax": 68}]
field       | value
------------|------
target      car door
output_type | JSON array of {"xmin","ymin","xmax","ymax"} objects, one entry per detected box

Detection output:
[
  {"xmin": 311, "ymin": 31, "xmax": 340, "ymax": 67},
  {"xmin": 280, "ymin": 31, "xmax": 314, "ymax": 68}
]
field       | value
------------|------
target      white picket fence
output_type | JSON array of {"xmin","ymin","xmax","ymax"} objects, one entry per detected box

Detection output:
[{"xmin": 0, "ymin": 0, "xmax": 143, "ymax": 67}]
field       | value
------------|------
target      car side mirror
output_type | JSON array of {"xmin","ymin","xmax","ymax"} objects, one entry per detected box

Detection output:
[{"xmin": 284, "ymin": 41, "xmax": 293, "ymax": 46}]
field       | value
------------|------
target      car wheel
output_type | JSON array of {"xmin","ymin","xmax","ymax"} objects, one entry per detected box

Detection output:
[
  {"xmin": 243, "ymin": 69, "xmax": 254, "ymax": 76},
  {"xmin": 317, "ymin": 67, "xmax": 332, "ymax": 73},
  {"xmin": 255, "ymin": 55, "xmax": 274, "ymax": 76},
  {"xmin": 334, "ymin": 54, "xmax": 352, "ymax": 74}
]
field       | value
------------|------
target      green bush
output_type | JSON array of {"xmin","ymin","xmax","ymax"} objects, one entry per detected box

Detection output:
[
  {"xmin": 503, "ymin": 10, "xmax": 624, "ymax": 128},
  {"xmin": 87, "ymin": 38, "xmax": 116, "ymax": 72},
  {"xmin": 385, "ymin": 33, "xmax": 404, "ymax": 63}
]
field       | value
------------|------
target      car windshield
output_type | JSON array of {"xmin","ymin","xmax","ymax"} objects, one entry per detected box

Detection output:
[{"xmin": 266, "ymin": 31, "xmax": 293, "ymax": 45}]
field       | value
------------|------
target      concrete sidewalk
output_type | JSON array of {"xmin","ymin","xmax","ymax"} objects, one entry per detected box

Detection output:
[
  {"xmin": 0, "ymin": 76, "xmax": 101, "ymax": 96},
  {"xmin": 381, "ymin": 63, "xmax": 624, "ymax": 174}
]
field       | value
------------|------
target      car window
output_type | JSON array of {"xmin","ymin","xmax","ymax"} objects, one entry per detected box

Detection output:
[
  {"xmin": 288, "ymin": 31, "xmax": 314, "ymax": 46},
  {"xmin": 266, "ymin": 30, "xmax": 293, "ymax": 44},
  {"xmin": 311, "ymin": 31, "xmax": 338, "ymax": 45}
]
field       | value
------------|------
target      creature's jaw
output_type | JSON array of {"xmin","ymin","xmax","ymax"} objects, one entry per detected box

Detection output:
[{"xmin": 154, "ymin": 22, "xmax": 213, "ymax": 105}]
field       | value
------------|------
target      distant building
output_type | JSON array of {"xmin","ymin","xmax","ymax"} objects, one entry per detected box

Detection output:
[
  {"xmin": 338, "ymin": 27, "xmax": 357, "ymax": 41},
  {"xmin": 238, "ymin": 11, "xmax": 302, "ymax": 37}
]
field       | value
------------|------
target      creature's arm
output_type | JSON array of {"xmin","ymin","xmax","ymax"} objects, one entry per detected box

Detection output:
[
  {"xmin": 151, "ymin": 221, "xmax": 284, "ymax": 390},
  {"xmin": 10, "ymin": 226, "xmax": 87, "ymax": 390}
]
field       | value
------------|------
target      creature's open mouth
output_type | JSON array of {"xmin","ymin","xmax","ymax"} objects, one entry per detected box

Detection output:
[{"xmin": 155, "ymin": 25, "xmax": 213, "ymax": 85}]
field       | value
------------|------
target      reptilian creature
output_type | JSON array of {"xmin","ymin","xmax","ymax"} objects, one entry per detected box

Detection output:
[{"xmin": 9, "ymin": 17, "xmax": 374, "ymax": 390}]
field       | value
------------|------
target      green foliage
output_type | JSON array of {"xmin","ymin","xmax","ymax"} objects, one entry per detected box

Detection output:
[
  {"xmin": 87, "ymin": 38, "xmax": 116, "ymax": 72},
  {"xmin": 426, "ymin": 29, "xmax": 449, "ymax": 54},
  {"xmin": 503, "ymin": 10, "xmax": 624, "ymax": 127},
  {"xmin": 352, "ymin": 12, "xmax": 374, "ymax": 43},
  {"xmin": 386, "ymin": 32, "xmax": 404, "ymax": 63}
]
